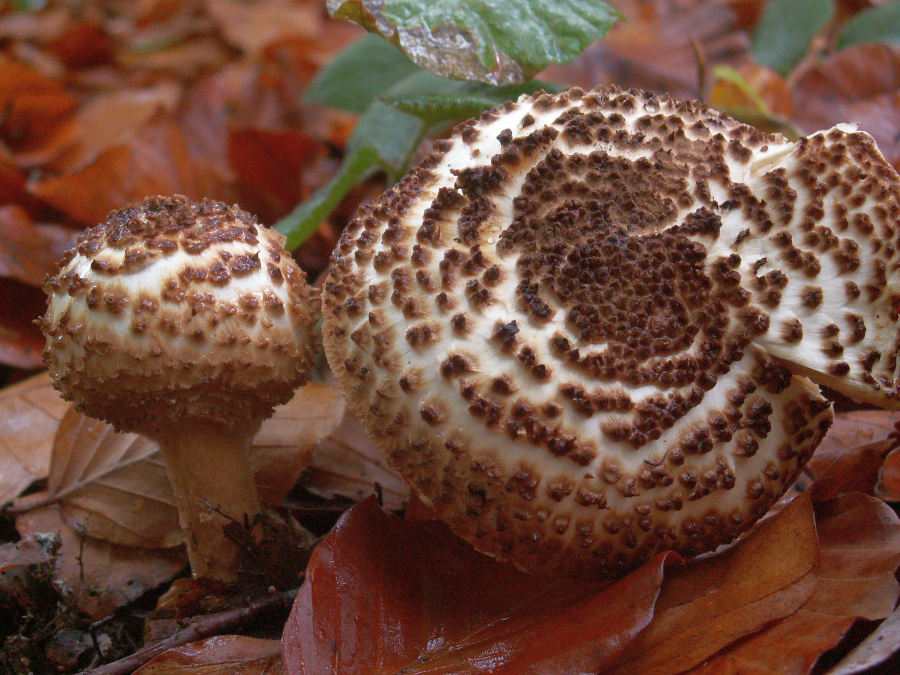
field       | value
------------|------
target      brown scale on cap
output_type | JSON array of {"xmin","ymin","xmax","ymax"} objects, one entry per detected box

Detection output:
[
  {"xmin": 322, "ymin": 85, "xmax": 900, "ymax": 579},
  {"xmin": 41, "ymin": 195, "xmax": 319, "ymax": 581}
]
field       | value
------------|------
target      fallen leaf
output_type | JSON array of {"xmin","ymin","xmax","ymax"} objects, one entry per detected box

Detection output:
[
  {"xmin": 686, "ymin": 494, "xmax": 900, "ymax": 675},
  {"xmin": 826, "ymin": 605, "xmax": 900, "ymax": 675},
  {"xmin": 41, "ymin": 382, "xmax": 345, "ymax": 547},
  {"xmin": 117, "ymin": 37, "xmax": 232, "ymax": 80},
  {"xmin": 0, "ymin": 58, "xmax": 77, "ymax": 155},
  {"xmin": 283, "ymin": 497, "xmax": 672, "ymax": 675},
  {"xmin": 205, "ymin": 0, "xmax": 322, "ymax": 56},
  {"xmin": 0, "ymin": 205, "xmax": 77, "ymax": 287},
  {"xmin": 0, "ymin": 371, "xmax": 69, "ymax": 507},
  {"xmin": 30, "ymin": 113, "xmax": 234, "ymax": 226},
  {"xmin": 0, "ymin": 538, "xmax": 52, "ymax": 573},
  {"xmin": 135, "ymin": 636, "xmax": 285, "ymax": 675},
  {"xmin": 876, "ymin": 447, "xmax": 900, "ymax": 502},
  {"xmin": 806, "ymin": 411, "xmax": 900, "ymax": 502},
  {"xmin": 710, "ymin": 63, "xmax": 793, "ymax": 118},
  {"xmin": 605, "ymin": 493, "xmax": 819, "ymax": 675},
  {"xmin": 304, "ymin": 411, "xmax": 409, "ymax": 511},
  {"xmin": 791, "ymin": 43, "xmax": 900, "ymax": 168},
  {"xmin": 0, "ymin": 277, "xmax": 48, "ymax": 369},
  {"xmin": 14, "ymin": 496, "xmax": 186, "ymax": 621}
]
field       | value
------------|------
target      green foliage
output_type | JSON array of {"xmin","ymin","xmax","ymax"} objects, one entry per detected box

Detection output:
[
  {"xmin": 752, "ymin": 0, "xmax": 834, "ymax": 75},
  {"xmin": 837, "ymin": 1, "xmax": 900, "ymax": 50},
  {"xmin": 326, "ymin": 0, "xmax": 620, "ymax": 86}
]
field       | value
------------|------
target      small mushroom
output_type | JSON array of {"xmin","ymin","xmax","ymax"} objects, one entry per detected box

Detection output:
[
  {"xmin": 40, "ymin": 195, "xmax": 319, "ymax": 582},
  {"xmin": 322, "ymin": 85, "xmax": 900, "ymax": 578}
]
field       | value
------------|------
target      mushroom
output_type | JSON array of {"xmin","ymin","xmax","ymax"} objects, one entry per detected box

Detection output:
[
  {"xmin": 40, "ymin": 195, "xmax": 319, "ymax": 582},
  {"xmin": 322, "ymin": 85, "xmax": 900, "ymax": 578}
]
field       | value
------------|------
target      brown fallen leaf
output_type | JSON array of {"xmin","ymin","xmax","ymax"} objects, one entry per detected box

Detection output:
[
  {"xmin": 204, "ymin": 0, "xmax": 321, "ymax": 56},
  {"xmin": 0, "ymin": 371, "xmax": 70, "ymax": 506},
  {"xmin": 0, "ymin": 205, "xmax": 78, "ymax": 287},
  {"xmin": 605, "ymin": 493, "xmax": 819, "ymax": 675},
  {"xmin": 0, "ymin": 538, "xmax": 52, "ymax": 573},
  {"xmin": 791, "ymin": 43, "xmax": 900, "ymax": 168},
  {"xmin": 41, "ymin": 382, "xmax": 344, "ymax": 548},
  {"xmin": 0, "ymin": 277, "xmax": 49, "ymax": 369},
  {"xmin": 826, "ymin": 604, "xmax": 900, "ymax": 675},
  {"xmin": 806, "ymin": 411, "xmax": 900, "ymax": 502},
  {"xmin": 135, "ymin": 636, "xmax": 285, "ymax": 675},
  {"xmin": 686, "ymin": 493, "xmax": 900, "ymax": 675},
  {"xmin": 304, "ymin": 411, "xmax": 409, "ymax": 512},
  {"xmin": 14, "ymin": 496, "xmax": 186, "ymax": 621},
  {"xmin": 283, "ymin": 497, "xmax": 672, "ymax": 675},
  {"xmin": 29, "ymin": 113, "xmax": 234, "ymax": 226},
  {"xmin": 876, "ymin": 447, "xmax": 900, "ymax": 502}
]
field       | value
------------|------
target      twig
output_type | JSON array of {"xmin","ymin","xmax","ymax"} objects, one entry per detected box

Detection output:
[{"xmin": 79, "ymin": 588, "xmax": 298, "ymax": 675}]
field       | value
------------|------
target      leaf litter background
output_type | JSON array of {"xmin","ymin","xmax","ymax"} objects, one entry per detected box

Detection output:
[{"xmin": 2, "ymin": 0, "xmax": 900, "ymax": 674}]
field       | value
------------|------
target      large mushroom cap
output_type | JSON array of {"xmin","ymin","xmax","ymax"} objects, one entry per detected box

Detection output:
[
  {"xmin": 41, "ymin": 195, "xmax": 319, "ymax": 436},
  {"xmin": 323, "ymin": 85, "xmax": 900, "ymax": 578}
]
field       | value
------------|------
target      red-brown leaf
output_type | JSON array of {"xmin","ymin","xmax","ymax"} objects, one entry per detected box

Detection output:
[
  {"xmin": 135, "ymin": 637, "xmax": 285, "ymax": 675},
  {"xmin": 606, "ymin": 493, "xmax": 820, "ymax": 675},
  {"xmin": 0, "ymin": 205, "xmax": 77, "ymax": 287},
  {"xmin": 686, "ymin": 493, "xmax": 900, "ymax": 675},
  {"xmin": 282, "ymin": 498, "xmax": 672, "ymax": 675}
]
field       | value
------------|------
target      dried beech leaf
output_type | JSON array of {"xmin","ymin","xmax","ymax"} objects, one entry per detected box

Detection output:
[
  {"xmin": 687, "ymin": 494, "xmax": 900, "ymax": 675},
  {"xmin": 0, "ymin": 205, "xmax": 77, "ymax": 287},
  {"xmin": 0, "ymin": 59, "xmax": 77, "ymax": 155},
  {"xmin": 305, "ymin": 411, "xmax": 409, "ymax": 511},
  {"xmin": 0, "ymin": 371, "xmax": 70, "ymax": 506},
  {"xmin": 283, "ymin": 497, "xmax": 671, "ymax": 675},
  {"xmin": 876, "ymin": 447, "xmax": 900, "ymax": 502},
  {"xmin": 205, "ymin": 0, "xmax": 321, "ymax": 56},
  {"xmin": 45, "ymin": 383, "xmax": 344, "ymax": 547},
  {"xmin": 29, "ymin": 114, "xmax": 235, "ymax": 226},
  {"xmin": 806, "ymin": 411, "xmax": 900, "ymax": 501},
  {"xmin": 606, "ymin": 494, "xmax": 820, "ymax": 675},
  {"xmin": 14, "ymin": 496, "xmax": 186, "ymax": 621},
  {"xmin": 826, "ymin": 605, "xmax": 900, "ymax": 675},
  {"xmin": 135, "ymin": 636, "xmax": 285, "ymax": 675}
]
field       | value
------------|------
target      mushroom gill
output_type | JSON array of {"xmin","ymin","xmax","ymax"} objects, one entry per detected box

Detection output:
[{"xmin": 322, "ymin": 85, "xmax": 900, "ymax": 578}]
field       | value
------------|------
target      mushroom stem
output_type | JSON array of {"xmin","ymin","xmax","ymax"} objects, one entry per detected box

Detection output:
[{"xmin": 154, "ymin": 420, "xmax": 262, "ymax": 582}]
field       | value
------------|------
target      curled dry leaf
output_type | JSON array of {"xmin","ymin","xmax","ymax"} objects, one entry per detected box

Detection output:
[
  {"xmin": 687, "ymin": 493, "xmax": 900, "ymax": 675},
  {"xmin": 0, "ymin": 371, "xmax": 70, "ymax": 507},
  {"xmin": 304, "ymin": 411, "xmax": 409, "ymax": 512},
  {"xmin": 134, "ymin": 636, "xmax": 285, "ymax": 675},
  {"xmin": 806, "ymin": 411, "xmax": 900, "ymax": 502},
  {"xmin": 605, "ymin": 493, "xmax": 819, "ymax": 675},
  {"xmin": 14, "ymin": 496, "xmax": 186, "ymax": 621},
  {"xmin": 826, "ymin": 604, "xmax": 900, "ymax": 675},
  {"xmin": 283, "ymin": 497, "xmax": 671, "ymax": 675},
  {"xmin": 44, "ymin": 382, "xmax": 345, "ymax": 548}
]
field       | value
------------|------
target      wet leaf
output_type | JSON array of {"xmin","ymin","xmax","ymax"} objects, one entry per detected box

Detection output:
[
  {"xmin": 283, "ymin": 497, "xmax": 671, "ymax": 675},
  {"xmin": 752, "ymin": 0, "xmax": 834, "ymax": 76},
  {"xmin": 305, "ymin": 411, "xmax": 409, "ymax": 512},
  {"xmin": 837, "ymin": 1, "xmax": 900, "ymax": 50},
  {"xmin": 686, "ymin": 494, "xmax": 900, "ymax": 675},
  {"xmin": 135, "ymin": 636, "xmax": 285, "ymax": 675},
  {"xmin": 606, "ymin": 493, "xmax": 820, "ymax": 675},
  {"xmin": 0, "ymin": 205, "xmax": 76, "ymax": 287},
  {"xmin": 14, "ymin": 496, "xmax": 186, "ymax": 621},
  {"xmin": 42, "ymin": 383, "xmax": 345, "ymax": 547},
  {"xmin": 327, "ymin": 0, "xmax": 620, "ymax": 85},
  {"xmin": 0, "ymin": 371, "xmax": 69, "ymax": 506}
]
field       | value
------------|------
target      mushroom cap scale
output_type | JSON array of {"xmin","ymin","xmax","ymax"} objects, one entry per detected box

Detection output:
[
  {"xmin": 41, "ymin": 195, "xmax": 319, "ymax": 436},
  {"xmin": 322, "ymin": 85, "xmax": 900, "ymax": 577}
]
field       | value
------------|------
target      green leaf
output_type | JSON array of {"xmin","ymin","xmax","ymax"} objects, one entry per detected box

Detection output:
[
  {"xmin": 326, "ymin": 0, "xmax": 621, "ymax": 85},
  {"xmin": 837, "ymin": 1, "xmax": 900, "ymax": 50},
  {"xmin": 384, "ymin": 74, "xmax": 561, "ymax": 125},
  {"xmin": 275, "ymin": 103, "xmax": 425, "ymax": 251},
  {"xmin": 304, "ymin": 33, "xmax": 422, "ymax": 113},
  {"xmin": 751, "ymin": 0, "xmax": 834, "ymax": 76}
]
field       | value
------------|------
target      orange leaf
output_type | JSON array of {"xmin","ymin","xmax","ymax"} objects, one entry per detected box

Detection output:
[
  {"xmin": 135, "ymin": 636, "xmax": 285, "ymax": 675},
  {"xmin": 687, "ymin": 494, "xmax": 900, "ymax": 675},
  {"xmin": 0, "ymin": 205, "xmax": 77, "ymax": 287},
  {"xmin": 282, "ymin": 498, "xmax": 672, "ymax": 675},
  {"xmin": 876, "ymin": 447, "xmax": 900, "ymax": 502},
  {"xmin": 0, "ymin": 59, "xmax": 77, "ymax": 155},
  {"xmin": 606, "ymin": 493, "xmax": 819, "ymax": 675}
]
